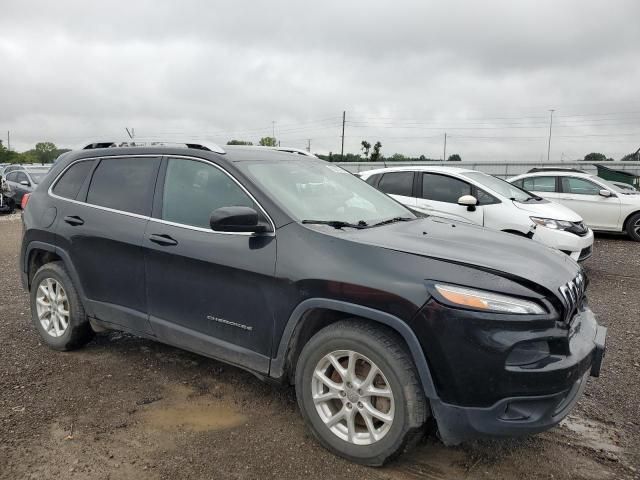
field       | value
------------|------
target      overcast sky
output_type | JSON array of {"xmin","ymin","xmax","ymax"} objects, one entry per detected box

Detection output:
[{"xmin": 1, "ymin": 0, "xmax": 639, "ymax": 161}]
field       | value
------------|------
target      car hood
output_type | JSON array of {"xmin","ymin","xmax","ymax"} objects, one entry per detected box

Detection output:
[
  {"xmin": 337, "ymin": 216, "xmax": 579, "ymax": 293},
  {"xmin": 511, "ymin": 199, "xmax": 583, "ymax": 221}
]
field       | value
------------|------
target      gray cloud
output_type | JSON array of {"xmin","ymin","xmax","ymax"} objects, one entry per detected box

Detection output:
[{"xmin": 1, "ymin": 0, "xmax": 639, "ymax": 160}]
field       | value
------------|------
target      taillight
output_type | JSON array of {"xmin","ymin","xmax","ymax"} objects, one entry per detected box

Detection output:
[{"xmin": 21, "ymin": 193, "xmax": 31, "ymax": 210}]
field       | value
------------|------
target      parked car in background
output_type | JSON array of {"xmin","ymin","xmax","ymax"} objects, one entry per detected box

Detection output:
[
  {"xmin": 359, "ymin": 166, "xmax": 594, "ymax": 262},
  {"xmin": 4, "ymin": 166, "xmax": 51, "ymax": 206},
  {"xmin": 1, "ymin": 164, "xmax": 26, "ymax": 176},
  {"xmin": 509, "ymin": 171, "xmax": 640, "ymax": 241},
  {"xmin": 19, "ymin": 141, "xmax": 606, "ymax": 465}
]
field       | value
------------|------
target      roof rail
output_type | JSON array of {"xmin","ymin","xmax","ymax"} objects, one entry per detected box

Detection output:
[
  {"xmin": 81, "ymin": 141, "xmax": 226, "ymax": 154},
  {"xmin": 272, "ymin": 147, "xmax": 317, "ymax": 158}
]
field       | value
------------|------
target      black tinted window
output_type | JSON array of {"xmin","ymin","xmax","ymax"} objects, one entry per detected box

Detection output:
[
  {"xmin": 476, "ymin": 188, "xmax": 500, "ymax": 205},
  {"xmin": 52, "ymin": 160, "xmax": 95, "ymax": 200},
  {"xmin": 378, "ymin": 172, "xmax": 414, "ymax": 196},
  {"xmin": 364, "ymin": 173, "xmax": 381, "ymax": 186},
  {"xmin": 422, "ymin": 173, "xmax": 471, "ymax": 203},
  {"xmin": 162, "ymin": 158, "xmax": 255, "ymax": 229},
  {"xmin": 87, "ymin": 157, "xmax": 160, "ymax": 216}
]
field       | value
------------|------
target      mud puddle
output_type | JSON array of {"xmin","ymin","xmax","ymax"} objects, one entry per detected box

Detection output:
[
  {"xmin": 140, "ymin": 384, "xmax": 247, "ymax": 433},
  {"xmin": 560, "ymin": 415, "xmax": 623, "ymax": 453}
]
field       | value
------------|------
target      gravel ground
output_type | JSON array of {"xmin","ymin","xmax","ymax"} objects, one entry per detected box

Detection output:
[{"xmin": 0, "ymin": 214, "xmax": 638, "ymax": 480}]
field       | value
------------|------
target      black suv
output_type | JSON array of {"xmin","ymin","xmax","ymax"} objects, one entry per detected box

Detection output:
[{"xmin": 20, "ymin": 142, "xmax": 606, "ymax": 465}]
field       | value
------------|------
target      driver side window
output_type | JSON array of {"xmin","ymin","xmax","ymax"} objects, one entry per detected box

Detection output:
[
  {"xmin": 422, "ymin": 173, "xmax": 471, "ymax": 203},
  {"xmin": 561, "ymin": 177, "xmax": 602, "ymax": 195},
  {"xmin": 162, "ymin": 158, "xmax": 255, "ymax": 229}
]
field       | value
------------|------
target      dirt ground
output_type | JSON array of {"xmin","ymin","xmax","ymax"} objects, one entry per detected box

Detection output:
[{"xmin": 0, "ymin": 213, "xmax": 638, "ymax": 480}]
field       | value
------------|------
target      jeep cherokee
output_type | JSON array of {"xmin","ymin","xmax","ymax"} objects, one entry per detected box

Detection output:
[{"xmin": 20, "ymin": 141, "xmax": 607, "ymax": 465}]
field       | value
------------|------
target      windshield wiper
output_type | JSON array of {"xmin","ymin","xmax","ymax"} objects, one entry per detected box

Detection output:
[
  {"xmin": 371, "ymin": 216, "xmax": 414, "ymax": 227},
  {"xmin": 301, "ymin": 219, "xmax": 368, "ymax": 229}
]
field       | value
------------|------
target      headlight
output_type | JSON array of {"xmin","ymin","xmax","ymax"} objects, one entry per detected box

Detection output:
[
  {"xmin": 530, "ymin": 217, "xmax": 573, "ymax": 230},
  {"xmin": 434, "ymin": 284, "xmax": 545, "ymax": 314}
]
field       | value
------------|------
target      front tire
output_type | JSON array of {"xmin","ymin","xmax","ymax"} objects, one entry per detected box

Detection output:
[
  {"xmin": 30, "ymin": 262, "xmax": 94, "ymax": 351},
  {"xmin": 295, "ymin": 321, "xmax": 428, "ymax": 466},
  {"xmin": 626, "ymin": 212, "xmax": 640, "ymax": 242}
]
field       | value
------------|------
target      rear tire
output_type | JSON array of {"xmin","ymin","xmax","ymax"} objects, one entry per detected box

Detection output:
[
  {"xmin": 30, "ymin": 262, "xmax": 94, "ymax": 351},
  {"xmin": 295, "ymin": 320, "xmax": 428, "ymax": 466},
  {"xmin": 626, "ymin": 212, "xmax": 640, "ymax": 242}
]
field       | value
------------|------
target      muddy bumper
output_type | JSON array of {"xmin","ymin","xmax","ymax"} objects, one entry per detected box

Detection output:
[{"xmin": 430, "ymin": 309, "xmax": 607, "ymax": 445}]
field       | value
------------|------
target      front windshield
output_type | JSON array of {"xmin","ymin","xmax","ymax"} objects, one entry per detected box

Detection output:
[
  {"xmin": 587, "ymin": 175, "xmax": 630, "ymax": 194},
  {"xmin": 239, "ymin": 160, "xmax": 415, "ymax": 225},
  {"xmin": 463, "ymin": 171, "xmax": 534, "ymax": 202}
]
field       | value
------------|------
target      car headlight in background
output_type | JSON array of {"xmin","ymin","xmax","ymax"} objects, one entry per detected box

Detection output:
[
  {"xmin": 530, "ymin": 217, "xmax": 573, "ymax": 230},
  {"xmin": 434, "ymin": 284, "xmax": 545, "ymax": 314}
]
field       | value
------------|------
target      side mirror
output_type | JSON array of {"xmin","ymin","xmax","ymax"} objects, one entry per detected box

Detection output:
[
  {"xmin": 210, "ymin": 206, "xmax": 268, "ymax": 233},
  {"xmin": 599, "ymin": 189, "xmax": 612, "ymax": 197},
  {"xmin": 458, "ymin": 195, "xmax": 478, "ymax": 212},
  {"xmin": 20, "ymin": 180, "xmax": 30, "ymax": 186}
]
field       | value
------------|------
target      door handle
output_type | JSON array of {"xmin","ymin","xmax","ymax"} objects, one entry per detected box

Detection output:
[
  {"xmin": 149, "ymin": 234, "xmax": 178, "ymax": 247},
  {"xmin": 64, "ymin": 215, "xmax": 84, "ymax": 226}
]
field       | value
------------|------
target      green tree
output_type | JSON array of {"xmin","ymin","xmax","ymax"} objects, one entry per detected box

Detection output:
[
  {"xmin": 389, "ymin": 153, "xmax": 406, "ymax": 162},
  {"xmin": 34, "ymin": 142, "xmax": 58, "ymax": 164},
  {"xmin": 447, "ymin": 154, "xmax": 462, "ymax": 162},
  {"xmin": 582, "ymin": 152, "xmax": 607, "ymax": 163},
  {"xmin": 370, "ymin": 141, "xmax": 382, "ymax": 162},
  {"xmin": 621, "ymin": 149, "xmax": 640, "ymax": 161},
  {"xmin": 227, "ymin": 139, "xmax": 253, "ymax": 145},
  {"xmin": 360, "ymin": 140, "xmax": 371, "ymax": 159},
  {"xmin": 258, "ymin": 137, "xmax": 277, "ymax": 147}
]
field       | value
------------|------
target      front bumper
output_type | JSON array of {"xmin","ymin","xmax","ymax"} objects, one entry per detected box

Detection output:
[
  {"xmin": 427, "ymin": 308, "xmax": 607, "ymax": 445},
  {"xmin": 531, "ymin": 227, "xmax": 594, "ymax": 262}
]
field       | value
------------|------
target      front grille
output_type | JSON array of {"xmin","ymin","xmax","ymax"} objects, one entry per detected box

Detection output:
[
  {"xmin": 566, "ymin": 221, "xmax": 589, "ymax": 237},
  {"xmin": 559, "ymin": 272, "xmax": 586, "ymax": 322}
]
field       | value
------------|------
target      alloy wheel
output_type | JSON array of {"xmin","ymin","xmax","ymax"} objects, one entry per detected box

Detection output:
[
  {"xmin": 35, "ymin": 278, "xmax": 70, "ymax": 338},
  {"xmin": 311, "ymin": 350, "xmax": 395, "ymax": 445}
]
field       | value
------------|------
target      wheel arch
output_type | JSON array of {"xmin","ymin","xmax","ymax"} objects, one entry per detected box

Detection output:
[
  {"xmin": 269, "ymin": 298, "xmax": 439, "ymax": 400},
  {"xmin": 622, "ymin": 209, "xmax": 640, "ymax": 231},
  {"xmin": 23, "ymin": 242, "xmax": 91, "ymax": 315}
]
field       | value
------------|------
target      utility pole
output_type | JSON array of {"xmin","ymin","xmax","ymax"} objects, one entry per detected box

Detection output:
[
  {"xmin": 7, "ymin": 131, "xmax": 10, "ymax": 151},
  {"xmin": 340, "ymin": 111, "xmax": 346, "ymax": 161},
  {"xmin": 272, "ymin": 121, "xmax": 276, "ymax": 139},
  {"xmin": 125, "ymin": 127, "xmax": 135, "ymax": 140},
  {"xmin": 306, "ymin": 139, "xmax": 311, "ymax": 153},
  {"xmin": 547, "ymin": 109, "xmax": 554, "ymax": 162},
  {"xmin": 443, "ymin": 133, "xmax": 447, "ymax": 161}
]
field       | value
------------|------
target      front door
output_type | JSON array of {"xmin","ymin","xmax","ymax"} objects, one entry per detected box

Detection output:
[
  {"xmin": 144, "ymin": 157, "xmax": 277, "ymax": 373},
  {"xmin": 557, "ymin": 176, "xmax": 621, "ymax": 230},
  {"xmin": 416, "ymin": 172, "xmax": 484, "ymax": 225}
]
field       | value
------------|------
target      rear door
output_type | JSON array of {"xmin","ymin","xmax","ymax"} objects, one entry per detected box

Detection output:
[
  {"xmin": 557, "ymin": 176, "xmax": 621, "ymax": 230},
  {"xmin": 518, "ymin": 175, "xmax": 562, "ymax": 201},
  {"xmin": 376, "ymin": 171, "xmax": 416, "ymax": 208},
  {"xmin": 54, "ymin": 156, "xmax": 161, "ymax": 334},
  {"xmin": 143, "ymin": 156, "xmax": 277, "ymax": 373},
  {"xmin": 416, "ymin": 172, "xmax": 484, "ymax": 224},
  {"xmin": 8, "ymin": 171, "xmax": 30, "ymax": 204}
]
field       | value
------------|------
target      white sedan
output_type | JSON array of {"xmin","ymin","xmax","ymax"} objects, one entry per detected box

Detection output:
[
  {"xmin": 359, "ymin": 166, "xmax": 594, "ymax": 262},
  {"xmin": 509, "ymin": 171, "xmax": 640, "ymax": 242}
]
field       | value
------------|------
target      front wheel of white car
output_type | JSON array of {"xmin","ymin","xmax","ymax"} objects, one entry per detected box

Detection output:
[
  {"xmin": 295, "ymin": 321, "xmax": 428, "ymax": 466},
  {"xmin": 626, "ymin": 212, "xmax": 640, "ymax": 242}
]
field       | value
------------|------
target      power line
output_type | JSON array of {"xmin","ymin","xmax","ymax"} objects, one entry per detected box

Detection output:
[{"xmin": 547, "ymin": 109, "xmax": 554, "ymax": 162}]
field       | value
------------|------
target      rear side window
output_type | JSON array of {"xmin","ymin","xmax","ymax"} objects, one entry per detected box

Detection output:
[
  {"xmin": 5, "ymin": 172, "xmax": 17, "ymax": 182},
  {"xmin": 422, "ymin": 173, "xmax": 471, "ymax": 203},
  {"xmin": 363, "ymin": 173, "xmax": 381, "ymax": 187},
  {"xmin": 15, "ymin": 171, "xmax": 29, "ymax": 184},
  {"xmin": 378, "ymin": 172, "xmax": 414, "ymax": 196},
  {"xmin": 161, "ymin": 158, "xmax": 255, "ymax": 229},
  {"xmin": 522, "ymin": 176, "xmax": 556, "ymax": 192},
  {"xmin": 52, "ymin": 160, "xmax": 95, "ymax": 200},
  {"xmin": 86, "ymin": 157, "xmax": 160, "ymax": 216},
  {"xmin": 561, "ymin": 177, "xmax": 601, "ymax": 195}
]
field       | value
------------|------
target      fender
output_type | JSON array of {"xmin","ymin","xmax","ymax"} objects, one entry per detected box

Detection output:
[
  {"xmin": 269, "ymin": 298, "xmax": 440, "ymax": 400},
  {"xmin": 23, "ymin": 241, "xmax": 94, "ymax": 317}
]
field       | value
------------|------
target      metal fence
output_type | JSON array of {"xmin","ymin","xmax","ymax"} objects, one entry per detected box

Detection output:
[{"xmin": 335, "ymin": 161, "xmax": 640, "ymax": 179}]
